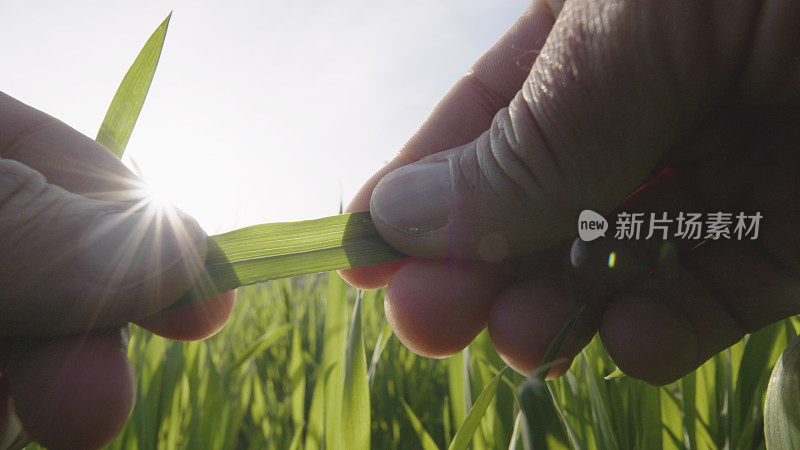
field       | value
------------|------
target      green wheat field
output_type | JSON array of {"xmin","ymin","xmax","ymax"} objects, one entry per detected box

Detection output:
[{"xmin": 24, "ymin": 274, "xmax": 800, "ymax": 450}]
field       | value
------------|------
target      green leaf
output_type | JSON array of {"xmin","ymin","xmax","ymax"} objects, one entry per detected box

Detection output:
[
  {"xmin": 581, "ymin": 353, "xmax": 620, "ymax": 450},
  {"xmin": 323, "ymin": 274, "xmax": 347, "ymax": 450},
  {"xmin": 171, "ymin": 212, "xmax": 405, "ymax": 308},
  {"xmin": 97, "ymin": 13, "xmax": 170, "ymax": 158},
  {"xmin": 97, "ymin": 14, "xmax": 404, "ymax": 312},
  {"xmin": 342, "ymin": 293, "xmax": 370, "ymax": 450},
  {"xmin": 305, "ymin": 363, "xmax": 332, "ymax": 450},
  {"xmin": 447, "ymin": 351, "xmax": 469, "ymax": 430},
  {"xmin": 532, "ymin": 304, "xmax": 585, "ymax": 380},
  {"xmin": 367, "ymin": 320, "xmax": 393, "ymax": 386},
  {"xmin": 547, "ymin": 383, "xmax": 587, "ymax": 450},
  {"xmin": 448, "ymin": 366, "xmax": 510, "ymax": 450},
  {"xmin": 402, "ymin": 398, "xmax": 441, "ymax": 450},
  {"xmin": 289, "ymin": 324, "xmax": 306, "ymax": 429},
  {"xmin": 765, "ymin": 334, "xmax": 800, "ymax": 450},
  {"xmin": 230, "ymin": 323, "xmax": 293, "ymax": 370},
  {"xmin": 734, "ymin": 322, "xmax": 781, "ymax": 444},
  {"xmin": 603, "ymin": 368, "xmax": 625, "ymax": 380},
  {"xmin": 517, "ymin": 377, "xmax": 570, "ymax": 450},
  {"xmin": 288, "ymin": 425, "xmax": 305, "ymax": 450},
  {"xmin": 635, "ymin": 383, "xmax": 663, "ymax": 450},
  {"xmin": 680, "ymin": 372, "xmax": 697, "ymax": 450},
  {"xmin": 659, "ymin": 386, "xmax": 684, "ymax": 449},
  {"xmin": 518, "ymin": 306, "xmax": 584, "ymax": 450}
]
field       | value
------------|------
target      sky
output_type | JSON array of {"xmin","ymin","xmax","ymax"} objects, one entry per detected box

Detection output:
[{"xmin": 1, "ymin": 1, "xmax": 524, "ymax": 234}]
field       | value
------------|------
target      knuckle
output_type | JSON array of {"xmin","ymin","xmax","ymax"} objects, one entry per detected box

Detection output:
[
  {"xmin": 490, "ymin": 108, "xmax": 542, "ymax": 197},
  {"xmin": 0, "ymin": 160, "xmax": 60, "ymax": 244},
  {"xmin": 471, "ymin": 105, "xmax": 570, "ymax": 220},
  {"xmin": 0, "ymin": 159, "xmax": 47, "ymax": 207},
  {"xmin": 461, "ymin": 72, "xmax": 513, "ymax": 122}
]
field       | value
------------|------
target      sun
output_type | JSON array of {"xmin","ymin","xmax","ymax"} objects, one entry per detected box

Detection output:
[{"xmin": 134, "ymin": 180, "xmax": 176, "ymax": 213}]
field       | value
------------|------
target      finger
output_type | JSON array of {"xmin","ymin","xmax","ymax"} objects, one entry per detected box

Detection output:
[
  {"xmin": 0, "ymin": 91, "xmax": 142, "ymax": 201},
  {"xmin": 570, "ymin": 173, "xmax": 800, "ymax": 385},
  {"xmin": 1, "ymin": 328, "xmax": 135, "ymax": 449},
  {"xmin": 488, "ymin": 264, "xmax": 600, "ymax": 377},
  {"xmin": 340, "ymin": 0, "xmax": 558, "ymax": 288},
  {"xmin": 377, "ymin": 169, "xmax": 688, "ymax": 375},
  {"xmin": 599, "ymin": 292, "xmax": 699, "ymax": 386},
  {"xmin": 0, "ymin": 159, "xmax": 207, "ymax": 336},
  {"xmin": 134, "ymin": 290, "xmax": 237, "ymax": 341},
  {"xmin": 381, "ymin": 248, "xmax": 600, "ymax": 376},
  {"xmin": 486, "ymin": 168, "xmax": 697, "ymax": 377},
  {"xmin": 599, "ymin": 238, "xmax": 799, "ymax": 385},
  {"xmin": 368, "ymin": 0, "xmax": 763, "ymax": 259},
  {"xmin": 1, "ymin": 91, "xmax": 235, "ymax": 338},
  {"xmin": 348, "ymin": 0, "xmax": 557, "ymax": 210},
  {"xmin": 339, "ymin": 260, "xmax": 409, "ymax": 291},
  {"xmin": 563, "ymin": 171, "xmax": 739, "ymax": 385},
  {"xmin": 384, "ymin": 259, "xmax": 513, "ymax": 358}
]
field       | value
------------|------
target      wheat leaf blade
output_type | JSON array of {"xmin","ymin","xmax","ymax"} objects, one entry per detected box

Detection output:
[
  {"xmin": 342, "ymin": 294, "xmax": 370, "ymax": 449},
  {"xmin": 448, "ymin": 366, "xmax": 509, "ymax": 450},
  {"xmin": 172, "ymin": 212, "xmax": 405, "ymax": 307},
  {"xmin": 97, "ymin": 13, "xmax": 170, "ymax": 157}
]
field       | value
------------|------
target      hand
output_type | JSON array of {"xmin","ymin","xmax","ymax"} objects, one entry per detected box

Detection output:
[
  {"xmin": 341, "ymin": 0, "xmax": 800, "ymax": 385},
  {"xmin": 0, "ymin": 92, "xmax": 235, "ymax": 449}
]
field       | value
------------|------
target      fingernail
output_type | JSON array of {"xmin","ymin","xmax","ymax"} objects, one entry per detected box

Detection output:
[
  {"xmin": 370, "ymin": 162, "xmax": 452, "ymax": 237},
  {"xmin": 570, "ymin": 238, "xmax": 588, "ymax": 268}
]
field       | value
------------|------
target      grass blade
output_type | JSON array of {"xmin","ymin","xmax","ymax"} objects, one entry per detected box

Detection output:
[
  {"xmin": 659, "ymin": 386, "xmax": 684, "ymax": 449},
  {"xmin": 97, "ymin": 13, "xmax": 170, "ymax": 158},
  {"xmin": 518, "ymin": 306, "xmax": 584, "ymax": 450},
  {"xmin": 765, "ymin": 334, "xmax": 800, "ymax": 450},
  {"xmin": 289, "ymin": 324, "xmax": 306, "ymax": 429},
  {"xmin": 96, "ymin": 15, "xmax": 405, "ymax": 313},
  {"xmin": 172, "ymin": 212, "xmax": 405, "ymax": 308},
  {"xmin": 368, "ymin": 320, "xmax": 393, "ymax": 386},
  {"xmin": 581, "ymin": 353, "xmax": 621, "ymax": 450},
  {"xmin": 517, "ymin": 377, "xmax": 570, "ymax": 450},
  {"xmin": 305, "ymin": 364, "xmax": 331, "ymax": 450},
  {"xmin": 533, "ymin": 305, "xmax": 585, "ymax": 380},
  {"xmin": 342, "ymin": 294, "xmax": 370, "ymax": 450},
  {"xmin": 547, "ymin": 383, "xmax": 587, "ymax": 450},
  {"xmin": 508, "ymin": 411, "xmax": 522, "ymax": 450},
  {"xmin": 734, "ymin": 322, "xmax": 781, "ymax": 444},
  {"xmin": 323, "ymin": 274, "xmax": 347, "ymax": 450},
  {"xmin": 636, "ymin": 383, "xmax": 663, "ymax": 450},
  {"xmin": 447, "ymin": 351, "xmax": 469, "ymax": 430},
  {"xmin": 448, "ymin": 366, "xmax": 510, "ymax": 450},
  {"xmin": 288, "ymin": 425, "xmax": 305, "ymax": 450},
  {"xmin": 230, "ymin": 323, "xmax": 293, "ymax": 370},
  {"xmin": 402, "ymin": 398, "xmax": 441, "ymax": 450}
]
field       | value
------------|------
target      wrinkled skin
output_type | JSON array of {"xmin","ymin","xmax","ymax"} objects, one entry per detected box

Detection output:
[
  {"xmin": 0, "ymin": 91, "xmax": 235, "ymax": 449},
  {"xmin": 340, "ymin": 0, "xmax": 800, "ymax": 385}
]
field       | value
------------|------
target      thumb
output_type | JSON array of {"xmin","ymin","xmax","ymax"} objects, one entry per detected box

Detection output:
[
  {"xmin": 369, "ymin": 0, "xmax": 760, "ymax": 260},
  {"xmin": 0, "ymin": 159, "xmax": 207, "ymax": 336}
]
